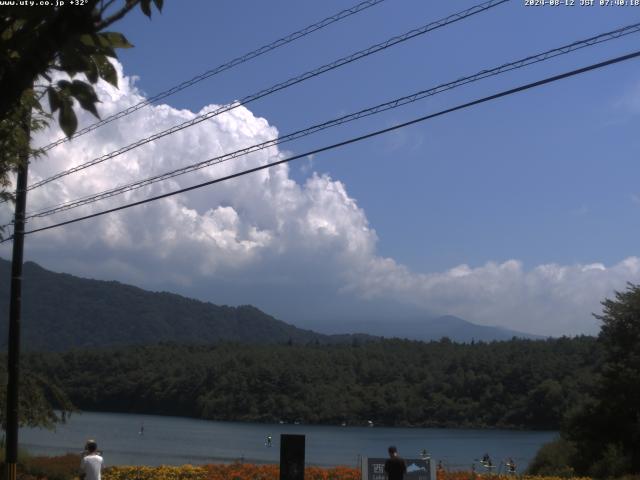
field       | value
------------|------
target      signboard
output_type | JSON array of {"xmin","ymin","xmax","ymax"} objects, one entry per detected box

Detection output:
[
  {"xmin": 280, "ymin": 434, "xmax": 305, "ymax": 480},
  {"xmin": 364, "ymin": 457, "xmax": 435, "ymax": 480}
]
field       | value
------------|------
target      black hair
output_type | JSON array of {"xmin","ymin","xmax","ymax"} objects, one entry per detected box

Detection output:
[{"xmin": 85, "ymin": 440, "xmax": 98, "ymax": 452}]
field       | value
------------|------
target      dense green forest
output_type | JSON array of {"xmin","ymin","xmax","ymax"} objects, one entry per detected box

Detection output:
[{"xmin": 21, "ymin": 336, "xmax": 600, "ymax": 430}]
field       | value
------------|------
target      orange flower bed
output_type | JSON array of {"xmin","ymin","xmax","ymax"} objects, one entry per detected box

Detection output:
[
  {"xmin": 104, "ymin": 463, "xmax": 360, "ymax": 480},
  {"xmin": 202, "ymin": 463, "xmax": 274, "ymax": 480},
  {"xmin": 13, "ymin": 455, "xmax": 601, "ymax": 480},
  {"xmin": 11, "ymin": 456, "xmax": 361, "ymax": 480}
]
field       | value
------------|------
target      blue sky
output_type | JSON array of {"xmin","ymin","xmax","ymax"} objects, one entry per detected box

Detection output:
[
  {"xmin": 2, "ymin": 0, "xmax": 640, "ymax": 336},
  {"xmin": 114, "ymin": 0, "xmax": 639, "ymax": 271}
]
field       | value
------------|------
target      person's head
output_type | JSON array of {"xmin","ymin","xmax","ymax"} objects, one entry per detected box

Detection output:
[
  {"xmin": 388, "ymin": 446, "xmax": 398, "ymax": 457},
  {"xmin": 85, "ymin": 440, "xmax": 98, "ymax": 453}
]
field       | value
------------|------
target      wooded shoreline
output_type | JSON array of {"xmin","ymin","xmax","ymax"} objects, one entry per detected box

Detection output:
[{"xmin": 14, "ymin": 336, "xmax": 600, "ymax": 431}]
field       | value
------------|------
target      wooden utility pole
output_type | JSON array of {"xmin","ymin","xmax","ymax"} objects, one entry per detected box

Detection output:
[{"xmin": 4, "ymin": 114, "xmax": 30, "ymax": 480}]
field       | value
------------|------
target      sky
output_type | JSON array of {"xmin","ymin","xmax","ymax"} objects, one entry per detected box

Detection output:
[{"xmin": 2, "ymin": 0, "xmax": 640, "ymax": 337}]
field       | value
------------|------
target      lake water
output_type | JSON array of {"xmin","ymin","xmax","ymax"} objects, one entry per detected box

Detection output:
[{"xmin": 20, "ymin": 411, "xmax": 556, "ymax": 470}]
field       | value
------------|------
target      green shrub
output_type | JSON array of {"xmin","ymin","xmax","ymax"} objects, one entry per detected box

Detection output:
[
  {"xmin": 588, "ymin": 443, "xmax": 633, "ymax": 479},
  {"xmin": 1, "ymin": 453, "xmax": 82, "ymax": 480},
  {"xmin": 527, "ymin": 437, "xmax": 577, "ymax": 477}
]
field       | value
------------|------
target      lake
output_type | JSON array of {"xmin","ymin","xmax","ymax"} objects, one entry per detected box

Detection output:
[{"xmin": 20, "ymin": 411, "xmax": 556, "ymax": 470}]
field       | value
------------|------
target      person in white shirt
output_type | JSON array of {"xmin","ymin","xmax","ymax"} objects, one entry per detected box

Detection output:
[{"xmin": 80, "ymin": 440, "xmax": 103, "ymax": 480}]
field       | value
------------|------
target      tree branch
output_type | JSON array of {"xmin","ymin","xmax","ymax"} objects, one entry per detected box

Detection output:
[{"xmin": 94, "ymin": 0, "xmax": 140, "ymax": 31}]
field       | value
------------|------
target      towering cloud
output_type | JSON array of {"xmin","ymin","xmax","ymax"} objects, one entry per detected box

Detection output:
[{"xmin": 1, "ymin": 61, "xmax": 638, "ymax": 336}]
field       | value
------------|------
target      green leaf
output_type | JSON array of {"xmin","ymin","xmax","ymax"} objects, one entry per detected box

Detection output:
[
  {"xmin": 86, "ymin": 57, "xmax": 99, "ymax": 84},
  {"xmin": 58, "ymin": 98, "xmax": 78, "ymax": 138},
  {"xmin": 67, "ymin": 85, "xmax": 97, "ymax": 118},
  {"xmin": 98, "ymin": 32, "xmax": 134, "ymax": 49},
  {"xmin": 58, "ymin": 47, "xmax": 90, "ymax": 77},
  {"xmin": 78, "ymin": 34, "xmax": 96, "ymax": 47},
  {"xmin": 87, "ymin": 34, "xmax": 117, "ymax": 58},
  {"xmin": 94, "ymin": 42, "xmax": 117, "ymax": 59},
  {"xmin": 93, "ymin": 55, "xmax": 118, "ymax": 87},
  {"xmin": 32, "ymin": 97, "xmax": 43, "ymax": 112},
  {"xmin": 1, "ymin": 26, "xmax": 14, "ymax": 41},
  {"xmin": 69, "ymin": 80, "xmax": 98, "ymax": 101},
  {"xmin": 140, "ymin": 0, "xmax": 152, "ymax": 17},
  {"xmin": 47, "ymin": 87, "xmax": 61, "ymax": 113},
  {"xmin": 69, "ymin": 80, "xmax": 100, "ymax": 119},
  {"xmin": 56, "ymin": 79, "xmax": 71, "ymax": 91}
]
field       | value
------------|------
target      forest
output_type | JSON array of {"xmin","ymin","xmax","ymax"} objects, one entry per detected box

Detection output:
[{"xmin": 19, "ymin": 336, "xmax": 600, "ymax": 430}]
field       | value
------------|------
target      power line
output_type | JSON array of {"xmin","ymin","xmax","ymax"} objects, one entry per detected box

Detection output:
[
  {"xmin": 8, "ymin": 49, "xmax": 638, "ymax": 241},
  {"xmin": 37, "ymin": 0, "xmax": 388, "ymax": 153},
  {"xmin": 21, "ymin": 21, "xmax": 640, "ymax": 221},
  {"xmin": 26, "ymin": 0, "xmax": 509, "ymax": 192}
]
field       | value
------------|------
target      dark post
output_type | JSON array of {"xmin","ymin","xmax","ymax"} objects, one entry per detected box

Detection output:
[
  {"xmin": 4, "ymin": 120, "xmax": 30, "ymax": 480},
  {"xmin": 280, "ymin": 434, "xmax": 305, "ymax": 480}
]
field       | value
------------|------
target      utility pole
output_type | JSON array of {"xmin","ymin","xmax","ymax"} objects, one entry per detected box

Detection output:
[{"xmin": 4, "ymin": 112, "xmax": 30, "ymax": 480}]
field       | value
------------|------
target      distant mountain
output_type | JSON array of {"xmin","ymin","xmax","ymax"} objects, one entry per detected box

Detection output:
[
  {"xmin": 393, "ymin": 315, "xmax": 544, "ymax": 342},
  {"xmin": 0, "ymin": 258, "xmax": 374, "ymax": 351},
  {"xmin": 304, "ymin": 314, "xmax": 543, "ymax": 342},
  {"xmin": 0, "ymin": 258, "xmax": 540, "ymax": 350}
]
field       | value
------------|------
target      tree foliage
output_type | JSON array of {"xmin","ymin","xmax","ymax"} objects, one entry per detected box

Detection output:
[
  {"xmin": 0, "ymin": 355, "xmax": 75, "ymax": 430},
  {"xmin": 562, "ymin": 283, "xmax": 640, "ymax": 477},
  {"xmin": 0, "ymin": 88, "xmax": 49, "ymax": 204},
  {"xmin": 0, "ymin": 0, "xmax": 163, "ymax": 204},
  {"xmin": 526, "ymin": 437, "xmax": 577, "ymax": 477},
  {"xmin": 0, "ymin": 0, "xmax": 163, "ymax": 424},
  {"xmin": 23, "ymin": 336, "xmax": 601, "ymax": 430}
]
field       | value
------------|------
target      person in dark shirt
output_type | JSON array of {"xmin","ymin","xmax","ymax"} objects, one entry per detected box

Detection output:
[{"xmin": 384, "ymin": 446, "xmax": 407, "ymax": 480}]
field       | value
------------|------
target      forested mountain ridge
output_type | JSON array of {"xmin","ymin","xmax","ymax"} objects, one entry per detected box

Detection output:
[
  {"xmin": 0, "ymin": 258, "xmax": 536, "ymax": 349},
  {"xmin": 0, "ymin": 258, "xmax": 373, "ymax": 350},
  {"xmin": 22, "ymin": 336, "xmax": 601, "ymax": 430}
]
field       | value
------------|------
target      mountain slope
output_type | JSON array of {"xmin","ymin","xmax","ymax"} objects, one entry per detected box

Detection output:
[
  {"xmin": 0, "ymin": 258, "xmax": 539, "ymax": 350},
  {"xmin": 397, "ymin": 315, "xmax": 543, "ymax": 342},
  {"xmin": 0, "ymin": 259, "xmax": 345, "ymax": 350},
  {"xmin": 315, "ymin": 314, "xmax": 542, "ymax": 342}
]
